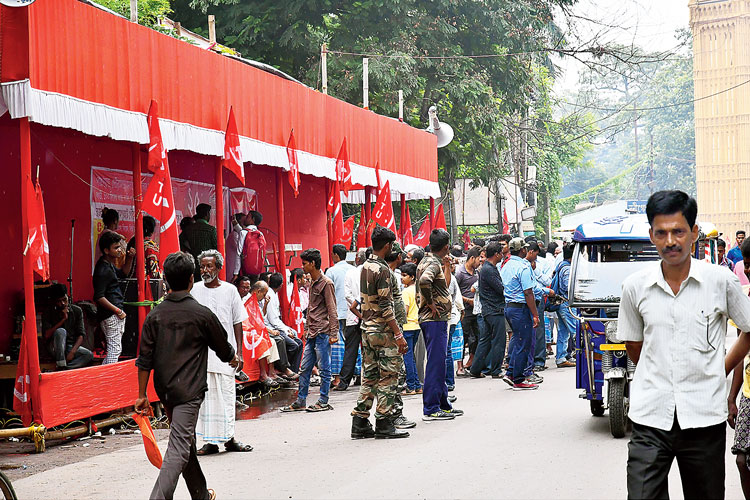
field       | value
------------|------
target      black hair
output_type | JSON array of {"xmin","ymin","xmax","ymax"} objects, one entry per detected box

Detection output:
[
  {"xmin": 499, "ymin": 234, "xmax": 512, "ymax": 243},
  {"xmin": 143, "ymin": 215, "xmax": 156, "ymax": 238},
  {"xmin": 718, "ymin": 239, "xmax": 727, "ymax": 249},
  {"xmin": 645, "ymin": 190, "xmax": 698, "ymax": 228},
  {"xmin": 424, "ymin": 245, "xmax": 431, "ymax": 252},
  {"xmin": 234, "ymin": 213, "xmax": 246, "ymax": 224},
  {"xmin": 179, "ymin": 216, "xmax": 194, "ymax": 231},
  {"xmin": 300, "ymin": 248, "xmax": 322, "ymax": 270},
  {"xmin": 400, "ymin": 262, "xmax": 417, "ymax": 278},
  {"xmin": 249, "ymin": 210, "xmax": 263, "ymax": 226},
  {"xmin": 290, "ymin": 268, "xmax": 304, "ymax": 283},
  {"xmin": 235, "ymin": 275, "xmax": 252, "ymax": 285},
  {"xmin": 259, "ymin": 272, "xmax": 271, "ymax": 284},
  {"xmin": 163, "ymin": 252, "xmax": 195, "ymax": 291},
  {"xmin": 268, "ymin": 272, "xmax": 284, "ymax": 290},
  {"xmin": 527, "ymin": 241, "xmax": 540, "ymax": 253},
  {"xmin": 741, "ymin": 239, "xmax": 750, "ymax": 260},
  {"xmin": 365, "ymin": 247, "xmax": 373, "ymax": 259},
  {"xmin": 450, "ymin": 245, "xmax": 464, "ymax": 258},
  {"xmin": 99, "ymin": 230, "xmax": 122, "ymax": 253},
  {"xmin": 411, "ymin": 248, "xmax": 425, "ymax": 264},
  {"xmin": 49, "ymin": 283, "xmax": 68, "ymax": 300},
  {"xmin": 547, "ymin": 241, "xmax": 558, "ymax": 254},
  {"xmin": 472, "ymin": 237, "xmax": 486, "ymax": 247},
  {"xmin": 429, "ymin": 229, "xmax": 450, "ymax": 253},
  {"xmin": 563, "ymin": 243, "xmax": 574, "ymax": 260},
  {"xmin": 195, "ymin": 203, "xmax": 212, "ymax": 220},
  {"xmin": 101, "ymin": 207, "xmax": 119, "ymax": 227},
  {"xmin": 485, "ymin": 241, "xmax": 503, "ymax": 258},
  {"xmin": 538, "ymin": 246, "xmax": 547, "ymax": 258},
  {"xmin": 332, "ymin": 244, "xmax": 348, "ymax": 261},
  {"xmin": 738, "ymin": 230, "xmax": 747, "ymax": 237},
  {"xmin": 385, "ymin": 250, "xmax": 404, "ymax": 263},
  {"xmin": 467, "ymin": 246, "xmax": 482, "ymax": 260},
  {"xmin": 371, "ymin": 226, "xmax": 396, "ymax": 252}
]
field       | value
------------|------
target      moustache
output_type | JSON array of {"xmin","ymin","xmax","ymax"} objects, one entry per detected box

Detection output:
[
  {"xmin": 201, "ymin": 272, "xmax": 217, "ymax": 282},
  {"xmin": 663, "ymin": 245, "xmax": 682, "ymax": 254}
]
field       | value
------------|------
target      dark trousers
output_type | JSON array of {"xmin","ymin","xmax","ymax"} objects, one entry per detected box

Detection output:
[
  {"xmin": 533, "ymin": 300, "xmax": 546, "ymax": 368},
  {"xmin": 420, "ymin": 321, "xmax": 452, "ymax": 415},
  {"xmin": 445, "ymin": 324, "xmax": 456, "ymax": 387},
  {"xmin": 282, "ymin": 333, "xmax": 303, "ymax": 372},
  {"xmin": 461, "ymin": 314, "xmax": 480, "ymax": 356},
  {"xmin": 339, "ymin": 323, "xmax": 362, "ymax": 386},
  {"xmin": 470, "ymin": 313, "xmax": 506, "ymax": 377},
  {"xmin": 505, "ymin": 305, "xmax": 534, "ymax": 384},
  {"xmin": 150, "ymin": 397, "xmax": 208, "ymax": 500},
  {"xmin": 627, "ymin": 418, "xmax": 725, "ymax": 500},
  {"xmin": 271, "ymin": 335, "xmax": 289, "ymax": 371}
]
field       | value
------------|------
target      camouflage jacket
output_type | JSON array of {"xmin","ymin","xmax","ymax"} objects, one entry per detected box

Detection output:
[
  {"xmin": 390, "ymin": 268, "xmax": 407, "ymax": 327},
  {"xmin": 416, "ymin": 253, "xmax": 451, "ymax": 323},
  {"xmin": 360, "ymin": 255, "xmax": 396, "ymax": 334}
]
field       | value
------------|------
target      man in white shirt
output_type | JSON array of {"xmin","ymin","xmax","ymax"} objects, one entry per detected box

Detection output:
[
  {"xmin": 325, "ymin": 244, "xmax": 354, "ymax": 387},
  {"xmin": 191, "ymin": 250, "xmax": 252, "ymax": 456},
  {"xmin": 334, "ymin": 249, "xmax": 368, "ymax": 391},
  {"xmin": 264, "ymin": 272, "xmax": 303, "ymax": 375},
  {"xmin": 224, "ymin": 213, "xmax": 247, "ymax": 283},
  {"xmin": 618, "ymin": 190, "xmax": 750, "ymax": 499}
]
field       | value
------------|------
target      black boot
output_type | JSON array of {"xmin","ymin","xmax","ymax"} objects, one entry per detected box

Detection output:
[
  {"xmin": 351, "ymin": 416, "xmax": 375, "ymax": 439},
  {"xmin": 375, "ymin": 417, "xmax": 410, "ymax": 439}
]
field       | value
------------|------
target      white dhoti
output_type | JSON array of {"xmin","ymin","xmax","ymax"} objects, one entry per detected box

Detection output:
[
  {"xmin": 266, "ymin": 338, "xmax": 280, "ymax": 363},
  {"xmin": 196, "ymin": 372, "xmax": 235, "ymax": 445}
]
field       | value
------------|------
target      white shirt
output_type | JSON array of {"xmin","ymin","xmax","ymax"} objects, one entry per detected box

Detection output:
[
  {"xmin": 190, "ymin": 281, "xmax": 248, "ymax": 375},
  {"xmin": 224, "ymin": 222, "xmax": 247, "ymax": 278},
  {"xmin": 449, "ymin": 274, "xmax": 464, "ymax": 326},
  {"xmin": 325, "ymin": 260, "xmax": 355, "ymax": 320},
  {"xmin": 345, "ymin": 264, "xmax": 363, "ymax": 326},
  {"xmin": 472, "ymin": 274, "xmax": 482, "ymax": 316},
  {"xmin": 264, "ymin": 288, "xmax": 295, "ymax": 337},
  {"xmin": 617, "ymin": 258, "xmax": 750, "ymax": 430}
]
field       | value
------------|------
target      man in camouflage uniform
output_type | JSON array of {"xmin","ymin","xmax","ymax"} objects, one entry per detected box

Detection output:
[
  {"xmin": 385, "ymin": 242, "xmax": 416, "ymax": 430},
  {"xmin": 350, "ymin": 227, "xmax": 410, "ymax": 439}
]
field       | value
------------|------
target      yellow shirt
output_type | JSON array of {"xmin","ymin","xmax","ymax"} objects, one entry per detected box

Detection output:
[{"xmin": 402, "ymin": 285, "xmax": 420, "ymax": 331}]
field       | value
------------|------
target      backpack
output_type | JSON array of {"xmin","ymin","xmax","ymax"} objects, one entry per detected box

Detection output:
[
  {"xmin": 546, "ymin": 260, "xmax": 570, "ymax": 312},
  {"xmin": 241, "ymin": 228, "xmax": 267, "ymax": 276}
]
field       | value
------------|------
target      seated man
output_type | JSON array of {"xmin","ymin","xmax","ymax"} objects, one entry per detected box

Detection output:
[
  {"xmin": 264, "ymin": 272, "xmax": 304, "ymax": 375},
  {"xmin": 43, "ymin": 283, "xmax": 93, "ymax": 369}
]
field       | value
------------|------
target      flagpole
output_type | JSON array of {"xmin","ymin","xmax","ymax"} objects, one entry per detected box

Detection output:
[
  {"xmin": 429, "ymin": 197, "xmax": 435, "ymax": 232},
  {"xmin": 275, "ymin": 169, "xmax": 289, "ymax": 320},
  {"xmin": 326, "ymin": 180, "xmax": 334, "ymax": 266},
  {"xmin": 400, "ymin": 194, "xmax": 406, "ymax": 241},
  {"xmin": 215, "ymin": 158, "xmax": 226, "ymax": 281},
  {"xmin": 364, "ymin": 187, "xmax": 372, "ymax": 246},
  {"xmin": 131, "ymin": 144, "xmax": 147, "ymax": 344},
  {"xmin": 19, "ymin": 117, "xmax": 41, "ymax": 422}
]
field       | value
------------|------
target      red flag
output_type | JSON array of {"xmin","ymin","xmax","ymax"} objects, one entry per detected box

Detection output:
[
  {"xmin": 401, "ymin": 204, "xmax": 414, "ymax": 246},
  {"xmin": 222, "ymin": 107, "xmax": 245, "ymax": 185},
  {"xmin": 432, "ymin": 203, "xmax": 447, "ymax": 231},
  {"xmin": 13, "ymin": 320, "xmax": 40, "ymax": 426},
  {"xmin": 288, "ymin": 284, "xmax": 305, "ymax": 338},
  {"xmin": 327, "ymin": 181, "xmax": 345, "ymax": 244},
  {"xmin": 242, "ymin": 294, "xmax": 273, "ymax": 363},
  {"xmin": 286, "ymin": 130, "xmax": 300, "ymax": 198},
  {"xmin": 341, "ymin": 215, "xmax": 355, "ymax": 248},
  {"xmin": 375, "ymin": 161, "xmax": 382, "ymax": 189},
  {"xmin": 143, "ymin": 101, "xmax": 180, "ymax": 260},
  {"xmin": 356, "ymin": 205, "xmax": 367, "ymax": 249},
  {"xmin": 414, "ymin": 217, "xmax": 431, "ymax": 248},
  {"xmin": 371, "ymin": 179, "xmax": 397, "ymax": 234},
  {"xmin": 23, "ymin": 175, "xmax": 50, "ymax": 281},
  {"xmin": 336, "ymin": 138, "xmax": 354, "ymax": 195},
  {"xmin": 503, "ymin": 208, "xmax": 510, "ymax": 234},
  {"xmin": 462, "ymin": 229, "xmax": 471, "ymax": 250}
]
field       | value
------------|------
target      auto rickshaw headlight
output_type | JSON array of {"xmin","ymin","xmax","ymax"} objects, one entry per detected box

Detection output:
[{"xmin": 605, "ymin": 321, "xmax": 621, "ymax": 343}]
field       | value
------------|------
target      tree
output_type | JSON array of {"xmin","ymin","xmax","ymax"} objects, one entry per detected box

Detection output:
[{"xmin": 97, "ymin": 0, "xmax": 171, "ymax": 26}]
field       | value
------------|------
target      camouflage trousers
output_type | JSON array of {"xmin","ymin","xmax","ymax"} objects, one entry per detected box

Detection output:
[{"xmin": 351, "ymin": 330, "xmax": 403, "ymax": 420}]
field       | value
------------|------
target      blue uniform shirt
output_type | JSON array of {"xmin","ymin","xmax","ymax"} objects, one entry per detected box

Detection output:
[
  {"xmin": 529, "ymin": 259, "xmax": 551, "ymax": 301},
  {"xmin": 499, "ymin": 255, "xmax": 535, "ymax": 303},
  {"xmin": 728, "ymin": 246, "xmax": 743, "ymax": 265}
]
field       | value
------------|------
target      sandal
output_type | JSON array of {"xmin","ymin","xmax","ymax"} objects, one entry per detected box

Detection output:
[
  {"xmin": 224, "ymin": 438, "xmax": 253, "ymax": 452},
  {"xmin": 280, "ymin": 401, "xmax": 307, "ymax": 412},
  {"xmin": 196, "ymin": 443, "xmax": 220, "ymax": 456},
  {"xmin": 306, "ymin": 402, "xmax": 333, "ymax": 412}
]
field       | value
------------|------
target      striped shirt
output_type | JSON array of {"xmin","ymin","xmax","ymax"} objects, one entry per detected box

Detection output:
[{"xmin": 618, "ymin": 258, "xmax": 750, "ymax": 430}]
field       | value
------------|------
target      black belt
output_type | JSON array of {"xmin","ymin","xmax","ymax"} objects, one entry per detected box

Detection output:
[{"xmin": 505, "ymin": 303, "xmax": 527, "ymax": 309}]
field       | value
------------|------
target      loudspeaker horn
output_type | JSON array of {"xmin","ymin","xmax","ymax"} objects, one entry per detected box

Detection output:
[{"xmin": 426, "ymin": 105, "xmax": 454, "ymax": 148}]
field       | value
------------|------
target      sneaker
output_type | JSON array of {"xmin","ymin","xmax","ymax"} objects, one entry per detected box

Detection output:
[
  {"xmin": 393, "ymin": 415, "xmax": 417, "ymax": 429},
  {"xmin": 513, "ymin": 382, "xmax": 539, "ymax": 391},
  {"xmin": 447, "ymin": 385, "xmax": 455, "ymax": 392},
  {"xmin": 527, "ymin": 374, "xmax": 544, "ymax": 384},
  {"xmin": 447, "ymin": 395, "xmax": 457, "ymax": 403},
  {"xmin": 444, "ymin": 408, "xmax": 464, "ymax": 417},
  {"xmin": 532, "ymin": 365, "xmax": 546, "ymax": 372},
  {"xmin": 422, "ymin": 411, "xmax": 456, "ymax": 421},
  {"xmin": 501, "ymin": 375, "xmax": 514, "ymax": 387}
]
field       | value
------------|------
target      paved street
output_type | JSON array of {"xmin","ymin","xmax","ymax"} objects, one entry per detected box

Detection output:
[{"xmin": 11, "ymin": 363, "xmax": 744, "ymax": 499}]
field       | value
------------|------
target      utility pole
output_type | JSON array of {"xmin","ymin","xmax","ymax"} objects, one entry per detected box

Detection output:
[
  {"xmin": 362, "ymin": 58, "xmax": 369, "ymax": 109},
  {"xmin": 130, "ymin": 0, "xmax": 137, "ymax": 23},
  {"xmin": 649, "ymin": 132, "xmax": 655, "ymax": 194},
  {"xmin": 321, "ymin": 43, "xmax": 328, "ymax": 95}
]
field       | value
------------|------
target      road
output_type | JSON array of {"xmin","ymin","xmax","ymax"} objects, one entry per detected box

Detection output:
[{"xmin": 12, "ymin": 364, "xmax": 745, "ymax": 499}]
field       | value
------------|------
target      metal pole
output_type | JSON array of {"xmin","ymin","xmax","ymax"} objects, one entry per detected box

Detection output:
[
  {"xmin": 398, "ymin": 90, "xmax": 404, "ymax": 122},
  {"xmin": 68, "ymin": 219, "xmax": 75, "ymax": 301},
  {"xmin": 215, "ymin": 158, "xmax": 226, "ymax": 281},
  {"xmin": 364, "ymin": 187, "xmax": 372, "ymax": 247},
  {"xmin": 321, "ymin": 43, "xmax": 328, "ymax": 95},
  {"xmin": 132, "ymin": 144, "xmax": 146, "ymax": 342},
  {"xmin": 275, "ymin": 169, "xmax": 289, "ymax": 319},
  {"xmin": 429, "ymin": 197, "xmax": 435, "ymax": 232},
  {"xmin": 130, "ymin": 0, "xmax": 137, "ymax": 23},
  {"xmin": 400, "ymin": 194, "xmax": 406, "ymax": 241},
  {"xmin": 326, "ymin": 180, "xmax": 334, "ymax": 266},
  {"xmin": 363, "ymin": 57, "xmax": 369, "ymax": 110}
]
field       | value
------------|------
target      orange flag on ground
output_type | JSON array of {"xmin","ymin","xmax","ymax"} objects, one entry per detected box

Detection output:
[
  {"xmin": 287, "ymin": 130, "xmax": 300, "ymax": 197},
  {"xmin": 242, "ymin": 294, "xmax": 273, "ymax": 363},
  {"xmin": 142, "ymin": 100, "xmax": 180, "ymax": 260},
  {"xmin": 222, "ymin": 106, "xmax": 245, "ymax": 184}
]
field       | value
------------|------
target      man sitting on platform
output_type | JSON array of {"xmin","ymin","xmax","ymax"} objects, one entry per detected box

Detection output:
[
  {"xmin": 43, "ymin": 283, "xmax": 93, "ymax": 369},
  {"xmin": 264, "ymin": 272, "xmax": 303, "ymax": 375}
]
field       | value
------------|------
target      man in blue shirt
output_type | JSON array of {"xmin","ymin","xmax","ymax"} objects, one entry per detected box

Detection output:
[
  {"xmin": 554, "ymin": 244, "xmax": 577, "ymax": 368},
  {"xmin": 526, "ymin": 242, "xmax": 554, "ymax": 380},
  {"xmin": 727, "ymin": 230, "xmax": 745, "ymax": 265},
  {"xmin": 325, "ymin": 244, "xmax": 354, "ymax": 388},
  {"xmin": 499, "ymin": 238, "xmax": 541, "ymax": 390}
]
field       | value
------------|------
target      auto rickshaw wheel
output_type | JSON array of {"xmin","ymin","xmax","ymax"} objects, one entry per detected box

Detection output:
[
  {"xmin": 608, "ymin": 378, "xmax": 628, "ymax": 438},
  {"xmin": 590, "ymin": 399, "xmax": 605, "ymax": 417}
]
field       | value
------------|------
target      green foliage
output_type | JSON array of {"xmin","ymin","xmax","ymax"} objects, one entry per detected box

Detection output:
[{"xmin": 97, "ymin": 0, "xmax": 172, "ymax": 26}]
